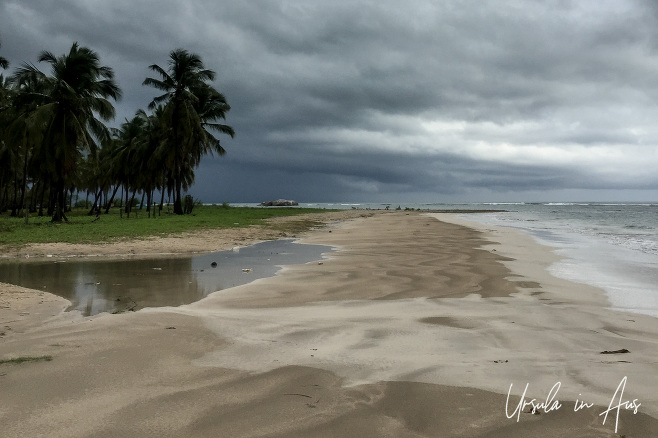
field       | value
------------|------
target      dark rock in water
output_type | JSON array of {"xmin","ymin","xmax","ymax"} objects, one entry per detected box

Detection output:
[
  {"xmin": 259, "ymin": 199, "xmax": 299, "ymax": 206},
  {"xmin": 522, "ymin": 405, "xmax": 541, "ymax": 415},
  {"xmin": 211, "ymin": 262, "xmax": 217, "ymax": 268},
  {"xmin": 111, "ymin": 297, "xmax": 137, "ymax": 314}
]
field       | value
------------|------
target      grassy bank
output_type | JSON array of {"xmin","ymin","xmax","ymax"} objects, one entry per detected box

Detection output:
[{"xmin": 0, "ymin": 205, "xmax": 336, "ymax": 246}]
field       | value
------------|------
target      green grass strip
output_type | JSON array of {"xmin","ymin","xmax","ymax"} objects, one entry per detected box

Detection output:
[
  {"xmin": 0, "ymin": 205, "xmax": 335, "ymax": 246},
  {"xmin": 0, "ymin": 355, "xmax": 54, "ymax": 365}
]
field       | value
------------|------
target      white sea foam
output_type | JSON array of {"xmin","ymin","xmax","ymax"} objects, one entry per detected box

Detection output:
[{"xmin": 460, "ymin": 204, "xmax": 658, "ymax": 318}]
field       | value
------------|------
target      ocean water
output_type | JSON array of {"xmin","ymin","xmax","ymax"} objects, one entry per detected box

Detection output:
[
  {"xmin": 232, "ymin": 202, "xmax": 658, "ymax": 317},
  {"xmin": 453, "ymin": 203, "xmax": 658, "ymax": 318}
]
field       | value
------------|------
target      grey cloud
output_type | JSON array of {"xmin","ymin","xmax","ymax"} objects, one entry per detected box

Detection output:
[{"xmin": 2, "ymin": 0, "xmax": 658, "ymax": 203}]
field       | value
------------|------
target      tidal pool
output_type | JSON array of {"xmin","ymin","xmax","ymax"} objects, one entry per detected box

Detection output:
[{"xmin": 0, "ymin": 239, "xmax": 332, "ymax": 316}]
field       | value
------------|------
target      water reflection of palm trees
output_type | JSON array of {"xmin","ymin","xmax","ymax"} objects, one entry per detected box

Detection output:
[
  {"xmin": 0, "ymin": 240, "xmax": 333, "ymax": 316},
  {"xmin": 3, "ymin": 258, "xmax": 203, "ymax": 316}
]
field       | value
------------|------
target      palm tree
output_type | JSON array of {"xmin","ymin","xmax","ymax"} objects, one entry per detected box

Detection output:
[
  {"xmin": 0, "ymin": 74, "xmax": 14, "ymax": 212},
  {"xmin": 194, "ymin": 85, "xmax": 235, "ymax": 161},
  {"xmin": 98, "ymin": 133, "xmax": 124, "ymax": 214},
  {"xmin": 17, "ymin": 42, "xmax": 121, "ymax": 222},
  {"xmin": 0, "ymin": 38, "xmax": 9, "ymax": 70},
  {"xmin": 114, "ymin": 112, "xmax": 151, "ymax": 216},
  {"xmin": 133, "ymin": 108, "xmax": 167, "ymax": 216},
  {"xmin": 0, "ymin": 40, "xmax": 11, "ymax": 209},
  {"xmin": 0, "ymin": 73, "xmax": 13, "ymax": 137},
  {"xmin": 143, "ymin": 48, "xmax": 233, "ymax": 214},
  {"xmin": 5, "ymin": 64, "xmax": 52, "ymax": 218}
]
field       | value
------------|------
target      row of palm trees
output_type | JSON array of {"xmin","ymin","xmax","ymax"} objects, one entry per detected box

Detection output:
[{"xmin": 0, "ymin": 40, "xmax": 234, "ymax": 221}]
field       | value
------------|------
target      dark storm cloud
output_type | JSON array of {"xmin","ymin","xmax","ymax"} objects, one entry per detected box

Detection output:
[{"xmin": 2, "ymin": 0, "xmax": 658, "ymax": 202}]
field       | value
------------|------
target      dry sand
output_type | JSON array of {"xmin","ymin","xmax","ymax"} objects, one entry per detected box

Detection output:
[{"xmin": 0, "ymin": 211, "xmax": 657, "ymax": 437}]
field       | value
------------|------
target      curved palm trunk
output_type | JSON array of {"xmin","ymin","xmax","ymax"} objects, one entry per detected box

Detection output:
[
  {"xmin": 88, "ymin": 187, "xmax": 103, "ymax": 215},
  {"xmin": 19, "ymin": 140, "xmax": 30, "ymax": 218},
  {"xmin": 0, "ymin": 174, "xmax": 6, "ymax": 212},
  {"xmin": 11, "ymin": 168, "xmax": 19, "ymax": 217},
  {"xmin": 172, "ymin": 108, "xmax": 185, "ymax": 215},
  {"xmin": 104, "ymin": 184, "xmax": 121, "ymax": 214},
  {"xmin": 159, "ymin": 187, "xmax": 165, "ymax": 214},
  {"xmin": 38, "ymin": 182, "xmax": 46, "ymax": 216},
  {"xmin": 129, "ymin": 188, "xmax": 137, "ymax": 216},
  {"xmin": 1, "ymin": 185, "xmax": 8, "ymax": 212},
  {"xmin": 52, "ymin": 180, "xmax": 68, "ymax": 222},
  {"xmin": 124, "ymin": 184, "xmax": 130, "ymax": 217},
  {"xmin": 146, "ymin": 189, "xmax": 152, "ymax": 218},
  {"xmin": 30, "ymin": 179, "xmax": 40, "ymax": 212}
]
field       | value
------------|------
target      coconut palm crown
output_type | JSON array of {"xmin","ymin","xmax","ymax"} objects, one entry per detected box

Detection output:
[
  {"xmin": 16, "ymin": 42, "xmax": 121, "ymax": 221},
  {"xmin": 143, "ymin": 48, "xmax": 234, "ymax": 215}
]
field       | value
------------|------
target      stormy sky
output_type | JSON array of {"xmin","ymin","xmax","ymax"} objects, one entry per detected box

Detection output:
[{"xmin": 2, "ymin": 0, "xmax": 658, "ymax": 204}]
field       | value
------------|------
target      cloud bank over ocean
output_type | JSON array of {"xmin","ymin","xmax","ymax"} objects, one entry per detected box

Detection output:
[{"xmin": 2, "ymin": 0, "xmax": 658, "ymax": 202}]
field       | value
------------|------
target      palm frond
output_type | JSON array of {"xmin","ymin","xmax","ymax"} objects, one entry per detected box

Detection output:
[
  {"xmin": 147, "ymin": 64, "xmax": 172, "ymax": 81},
  {"xmin": 203, "ymin": 122, "xmax": 235, "ymax": 138},
  {"xmin": 37, "ymin": 50, "xmax": 58, "ymax": 66}
]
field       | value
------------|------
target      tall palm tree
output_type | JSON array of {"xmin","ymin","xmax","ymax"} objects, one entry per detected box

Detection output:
[
  {"xmin": 0, "ymin": 73, "xmax": 13, "ymax": 136},
  {"xmin": 133, "ymin": 107, "xmax": 167, "ymax": 216},
  {"xmin": 0, "ymin": 74, "xmax": 14, "ymax": 212},
  {"xmin": 0, "ymin": 39, "xmax": 10, "ymax": 209},
  {"xmin": 143, "ymin": 48, "xmax": 233, "ymax": 214},
  {"xmin": 0, "ymin": 38, "xmax": 9, "ymax": 70},
  {"xmin": 18, "ymin": 42, "xmax": 121, "ymax": 222},
  {"xmin": 5, "ymin": 64, "xmax": 53, "ymax": 217},
  {"xmin": 114, "ymin": 112, "xmax": 153, "ymax": 216}
]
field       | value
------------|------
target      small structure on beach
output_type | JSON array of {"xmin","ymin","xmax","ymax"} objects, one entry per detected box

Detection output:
[{"xmin": 259, "ymin": 199, "xmax": 299, "ymax": 206}]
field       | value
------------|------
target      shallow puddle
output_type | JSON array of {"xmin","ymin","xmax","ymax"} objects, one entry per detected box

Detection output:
[{"xmin": 0, "ymin": 239, "xmax": 332, "ymax": 316}]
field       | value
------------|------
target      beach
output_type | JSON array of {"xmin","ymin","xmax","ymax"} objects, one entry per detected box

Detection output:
[{"xmin": 1, "ymin": 211, "xmax": 657, "ymax": 437}]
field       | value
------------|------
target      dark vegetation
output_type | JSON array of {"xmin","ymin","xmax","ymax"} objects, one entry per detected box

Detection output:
[
  {"xmin": 0, "ymin": 355, "xmax": 53, "ymax": 365},
  {"xmin": 0, "ymin": 38, "xmax": 234, "ymax": 222}
]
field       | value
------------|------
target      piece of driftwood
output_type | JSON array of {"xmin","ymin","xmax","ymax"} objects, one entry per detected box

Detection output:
[{"xmin": 600, "ymin": 348, "xmax": 630, "ymax": 354}]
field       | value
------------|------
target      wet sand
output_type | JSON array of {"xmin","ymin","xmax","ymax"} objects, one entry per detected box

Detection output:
[{"xmin": 1, "ymin": 211, "xmax": 657, "ymax": 437}]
